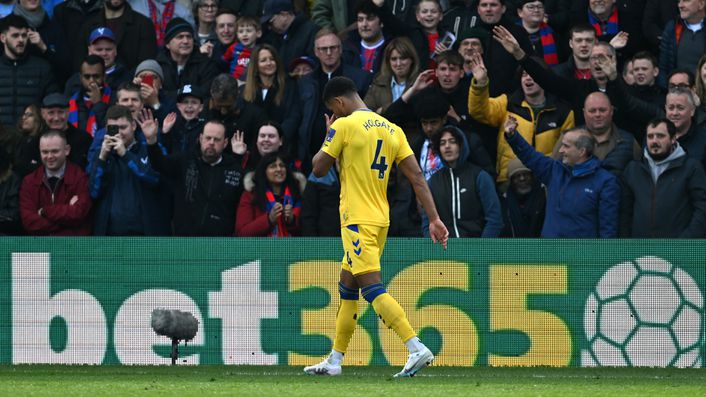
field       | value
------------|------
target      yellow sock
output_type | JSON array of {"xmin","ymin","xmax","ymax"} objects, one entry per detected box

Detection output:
[
  {"xmin": 371, "ymin": 293, "xmax": 416, "ymax": 342},
  {"xmin": 332, "ymin": 299, "xmax": 358, "ymax": 354}
]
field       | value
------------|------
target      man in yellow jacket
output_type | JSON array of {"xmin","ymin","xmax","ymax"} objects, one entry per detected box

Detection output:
[{"xmin": 467, "ymin": 53, "xmax": 574, "ymax": 187}]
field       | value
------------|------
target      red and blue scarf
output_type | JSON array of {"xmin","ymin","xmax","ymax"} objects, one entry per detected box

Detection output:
[
  {"xmin": 588, "ymin": 6, "xmax": 619, "ymax": 37},
  {"xmin": 265, "ymin": 186, "xmax": 300, "ymax": 237},
  {"xmin": 538, "ymin": 22, "xmax": 558, "ymax": 65},
  {"xmin": 148, "ymin": 0, "xmax": 175, "ymax": 47},
  {"xmin": 517, "ymin": 21, "xmax": 558, "ymax": 65},
  {"xmin": 68, "ymin": 85, "xmax": 111, "ymax": 137}
]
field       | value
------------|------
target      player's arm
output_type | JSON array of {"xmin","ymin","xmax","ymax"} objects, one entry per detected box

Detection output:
[
  {"xmin": 312, "ymin": 150, "xmax": 335, "ymax": 178},
  {"xmin": 398, "ymin": 155, "xmax": 449, "ymax": 249}
]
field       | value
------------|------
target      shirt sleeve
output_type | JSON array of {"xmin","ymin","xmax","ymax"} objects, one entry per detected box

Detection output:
[
  {"xmin": 321, "ymin": 118, "xmax": 347, "ymax": 159},
  {"xmin": 394, "ymin": 124, "xmax": 414, "ymax": 164}
]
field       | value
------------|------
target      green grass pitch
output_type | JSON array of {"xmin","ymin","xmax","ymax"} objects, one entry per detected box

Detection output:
[{"xmin": 1, "ymin": 365, "xmax": 705, "ymax": 396}]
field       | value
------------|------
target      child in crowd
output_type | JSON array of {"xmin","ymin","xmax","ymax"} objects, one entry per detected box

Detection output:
[
  {"xmin": 222, "ymin": 16, "xmax": 262, "ymax": 82},
  {"xmin": 161, "ymin": 84, "xmax": 206, "ymax": 154}
]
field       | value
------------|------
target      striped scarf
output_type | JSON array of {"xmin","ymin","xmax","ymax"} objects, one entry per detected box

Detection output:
[
  {"xmin": 265, "ymin": 186, "xmax": 300, "ymax": 237},
  {"xmin": 518, "ymin": 21, "xmax": 559, "ymax": 65},
  {"xmin": 68, "ymin": 85, "xmax": 111, "ymax": 137},
  {"xmin": 588, "ymin": 6, "xmax": 619, "ymax": 37},
  {"xmin": 539, "ymin": 22, "xmax": 558, "ymax": 65},
  {"xmin": 148, "ymin": 0, "xmax": 175, "ymax": 47}
]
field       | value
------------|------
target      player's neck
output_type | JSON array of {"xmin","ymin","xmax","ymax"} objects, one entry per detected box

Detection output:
[{"xmin": 350, "ymin": 98, "xmax": 368, "ymax": 112}]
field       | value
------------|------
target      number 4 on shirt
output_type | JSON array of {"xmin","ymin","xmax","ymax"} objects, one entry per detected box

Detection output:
[{"xmin": 371, "ymin": 139, "xmax": 388, "ymax": 179}]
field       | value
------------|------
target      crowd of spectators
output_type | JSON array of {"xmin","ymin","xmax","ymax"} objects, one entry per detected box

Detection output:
[{"xmin": 1, "ymin": 0, "xmax": 705, "ymax": 238}]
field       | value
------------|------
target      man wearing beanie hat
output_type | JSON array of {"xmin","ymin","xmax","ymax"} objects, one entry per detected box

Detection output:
[
  {"xmin": 133, "ymin": 59, "xmax": 176, "ymax": 122},
  {"xmin": 128, "ymin": 0, "xmax": 194, "ymax": 46},
  {"xmin": 77, "ymin": 0, "xmax": 157, "ymax": 72},
  {"xmin": 455, "ymin": 27, "xmax": 488, "ymax": 76},
  {"xmin": 500, "ymin": 157, "xmax": 545, "ymax": 237},
  {"xmin": 156, "ymin": 16, "xmax": 219, "ymax": 99}
]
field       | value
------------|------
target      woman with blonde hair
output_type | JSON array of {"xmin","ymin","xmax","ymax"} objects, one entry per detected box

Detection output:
[{"xmin": 693, "ymin": 54, "xmax": 706, "ymax": 108}]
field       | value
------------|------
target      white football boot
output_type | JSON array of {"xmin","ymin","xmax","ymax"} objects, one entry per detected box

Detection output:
[
  {"xmin": 393, "ymin": 346, "xmax": 434, "ymax": 378},
  {"xmin": 303, "ymin": 357, "xmax": 342, "ymax": 376}
]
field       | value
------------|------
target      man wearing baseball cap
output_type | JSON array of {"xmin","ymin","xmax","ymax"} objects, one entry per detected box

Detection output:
[
  {"xmin": 39, "ymin": 93, "xmax": 93, "ymax": 170},
  {"xmin": 160, "ymin": 84, "xmax": 206, "ymax": 154},
  {"xmin": 156, "ymin": 17, "xmax": 219, "ymax": 98},
  {"xmin": 65, "ymin": 27, "xmax": 132, "ymax": 95},
  {"xmin": 288, "ymin": 56, "xmax": 316, "ymax": 79}
]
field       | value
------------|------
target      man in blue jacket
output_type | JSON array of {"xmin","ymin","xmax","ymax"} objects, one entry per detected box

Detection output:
[
  {"xmin": 88, "ymin": 105, "xmax": 170, "ymax": 235},
  {"xmin": 504, "ymin": 114, "xmax": 620, "ymax": 238}
]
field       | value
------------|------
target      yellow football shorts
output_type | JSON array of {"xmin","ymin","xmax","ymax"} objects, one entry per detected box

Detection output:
[{"xmin": 340, "ymin": 224, "xmax": 388, "ymax": 275}]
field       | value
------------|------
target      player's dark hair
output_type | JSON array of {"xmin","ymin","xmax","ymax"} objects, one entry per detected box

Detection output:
[{"xmin": 323, "ymin": 77, "xmax": 358, "ymax": 103}]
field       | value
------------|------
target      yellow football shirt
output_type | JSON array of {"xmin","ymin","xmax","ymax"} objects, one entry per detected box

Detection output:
[{"xmin": 321, "ymin": 109, "xmax": 414, "ymax": 227}]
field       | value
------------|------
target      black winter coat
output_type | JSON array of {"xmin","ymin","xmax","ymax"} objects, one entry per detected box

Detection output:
[
  {"xmin": 78, "ymin": 3, "xmax": 157, "ymax": 71},
  {"xmin": 261, "ymin": 13, "xmax": 320, "ymax": 67},
  {"xmin": 53, "ymin": 0, "xmax": 103, "ymax": 72},
  {"xmin": 620, "ymin": 153, "xmax": 706, "ymax": 237},
  {"xmin": 156, "ymin": 50, "xmax": 220, "ymax": 99},
  {"xmin": 147, "ymin": 145, "xmax": 245, "ymax": 236},
  {"xmin": 0, "ymin": 171, "xmax": 21, "ymax": 235},
  {"xmin": 0, "ymin": 54, "xmax": 56, "ymax": 126}
]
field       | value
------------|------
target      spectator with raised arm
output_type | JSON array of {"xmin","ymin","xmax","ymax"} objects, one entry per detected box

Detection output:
[
  {"xmin": 88, "ymin": 105, "xmax": 170, "ymax": 235},
  {"xmin": 504, "ymin": 115, "xmax": 620, "ymax": 238},
  {"xmin": 468, "ymin": 52, "xmax": 574, "ymax": 187},
  {"xmin": 160, "ymin": 84, "xmax": 206, "ymax": 155},
  {"xmin": 144, "ymin": 114, "xmax": 246, "ymax": 236}
]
